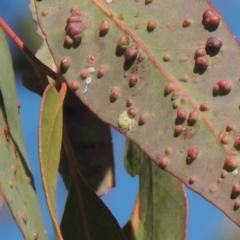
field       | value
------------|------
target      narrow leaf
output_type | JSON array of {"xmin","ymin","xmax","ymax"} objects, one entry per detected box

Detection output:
[
  {"xmin": 0, "ymin": 28, "xmax": 47, "ymax": 239},
  {"xmin": 39, "ymin": 82, "xmax": 67, "ymax": 240},
  {"xmin": 123, "ymin": 140, "xmax": 187, "ymax": 240},
  {"xmin": 34, "ymin": 0, "xmax": 240, "ymax": 225}
]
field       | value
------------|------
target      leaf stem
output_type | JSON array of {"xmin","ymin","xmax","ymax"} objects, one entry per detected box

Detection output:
[{"xmin": 0, "ymin": 16, "xmax": 64, "ymax": 82}]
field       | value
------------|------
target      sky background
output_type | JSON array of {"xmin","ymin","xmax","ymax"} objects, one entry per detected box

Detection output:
[{"xmin": 1, "ymin": 0, "xmax": 240, "ymax": 239}]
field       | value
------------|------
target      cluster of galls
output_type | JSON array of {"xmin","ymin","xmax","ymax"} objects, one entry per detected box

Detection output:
[
  {"xmin": 194, "ymin": 10, "xmax": 222, "ymax": 73},
  {"xmin": 202, "ymin": 10, "xmax": 220, "ymax": 30},
  {"xmin": 64, "ymin": 7, "xmax": 85, "ymax": 46}
]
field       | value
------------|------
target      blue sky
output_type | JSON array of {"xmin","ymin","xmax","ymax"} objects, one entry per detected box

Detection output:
[{"xmin": 0, "ymin": 0, "xmax": 240, "ymax": 239}]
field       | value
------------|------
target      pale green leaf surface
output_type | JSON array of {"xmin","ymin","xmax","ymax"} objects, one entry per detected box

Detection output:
[
  {"xmin": 0, "ymin": 28, "xmax": 47, "ymax": 240},
  {"xmin": 39, "ymin": 83, "xmax": 66, "ymax": 240},
  {"xmin": 34, "ymin": 0, "xmax": 240, "ymax": 225}
]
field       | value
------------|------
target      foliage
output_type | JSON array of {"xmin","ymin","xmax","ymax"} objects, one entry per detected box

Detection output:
[{"xmin": 1, "ymin": 0, "xmax": 240, "ymax": 239}]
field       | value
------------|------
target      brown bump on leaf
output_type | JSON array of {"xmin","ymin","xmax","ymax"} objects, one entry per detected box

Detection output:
[
  {"xmin": 165, "ymin": 147, "xmax": 172, "ymax": 155},
  {"xmin": 9, "ymin": 181, "xmax": 14, "ymax": 189},
  {"xmin": 99, "ymin": 20, "xmax": 110, "ymax": 36},
  {"xmin": 195, "ymin": 56, "xmax": 209, "ymax": 69},
  {"xmin": 145, "ymin": 0, "xmax": 153, "ymax": 4},
  {"xmin": 117, "ymin": 36, "xmax": 130, "ymax": 49},
  {"xmin": 60, "ymin": 58, "xmax": 70, "ymax": 73},
  {"xmin": 221, "ymin": 134, "xmax": 230, "ymax": 144},
  {"xmin": 138, "ymin": 112, "xmax": 148, "ymax": 125},
  {"xmin": 12, "ymin": 165, "xmax": 17, "ymax": 174},
  {"xmin": 207, "ymin": 15, "xmax": 220, "ymax": 26},
  {"xmin": 127, "ymin": 108, "xmax": 137, "ymax": 117},
  {"xmin": 226, "ymin": 124, "xmax": 234, "ymax": 132},
  {"xmin": 205, "ymin": 37, "xmax": 222, "ymax": 55},
  {"xmin": 174, "ymin": 125, "xmax": 183, "ymax": 137},
  {"xmin": 124, "ymin": 45, "xmax": 139, "ymax": 61},
  {"xmin": 80, "ymin": 69, "xmax": 90, "ymax": 80},
  {"xmin": 218, "ymin": 80, "xmax": 232, "ymax": 93},
  {"xmin": 171, "ymin": 91, "xmax": 180, "ymax": 101},
  {"xmin": 20, "ymin": 211, "xmax": 27, "ymax": 223},
  {"xmin": 147, "ymin": 20, "xmax": 157, "ymax": 31},
  {"xmin": 33, "ymin": 233, "xmax": 39, "ymax": 240},
  {"xmin": 172, "ymin": 101, "xmax": 179, "ymax": 109},
  {"xmin": 182, "ymin": 19, "xmax": 191, "ymax": 27},
  {"xmin": 129, "ymin": 75, "xmax": 138, "ymax": 87},
  {"xmin": 234, "ymin": 199, "xmax": 240, "ymax": 210},
  {"xmin": 221, "ymin": 169, "xmax": 228, "ymax": 178},
  {"xmin": 233, "ymin": 198, "xmax": 240, "ymax": 209},
  {"xmin": 187, "ymin": 147, "xmax": 199, "ymax": 164},
  {"xmin": 181, "ymin": 96, "xmax": 188, "ymax": 105},
  {"xmin": 66, "ymin": 8, "xmax": 84, "ymax": 42},
  {"xmin": 232, "ymin": 183, "xmax": 240, "ymax": 194},
  {"xmin": 69, "ymin": 81, "xmax": 80, "ymax": 92},
  {"xmin": 213, "ymin": 80, "xmax": 232, "ymax": 96},
  {"xmin": 179, "ymin": 56, "xmax": 189, "ymax": 63},
  {"xmin": 202, "ymin": 10, "xmax": 215, "ymax": 21},
  {"xmin": 209, "ymin": 185, "xmax": 217, "ymax": 193},
  {"xmin": 179, "ymin": 75, "xmax": 189, "ymax": 82},
  {"xmin": 212, "ymin": 84, "xmax": 220, "ymax": 95},
  {"xmin": 224, "ymin": 156, "xmax": 239, "ymax": 172},
  {"xmin": 118, "ymin": 14, "xmax": 125, "ymax": 20},
  {"xmin": 194, "ymin": 48, "xmax": 207, "ymax": 59},
  {"xmin": 97, "ymin": 65, "xmax": 106, "ymax": 78},
  {"xmin": 110, "ymin": 87, "xmax": 120, "ymax": 102},
  {"xmin": 163, "ymin": 53, "xmax": 171, "ymax": 62},
  {"xmin": 158, "ymin": 157, "xmax": 169, "ymax": 169},
  {"xmin": 41, "ymin": 10, "xmax": 49, "ymax": 16},
  {"xmin": 164, "ymin": 83, "xmax": 175, "ymax": 96},
  {"xmin": 217, "ymin": 178, "xmax": 222, "ymax": 183},
  {"xmin": 126, "ymin": 98, "xmax": 134, "ymax": 107},
  {"xmin": 234, "ymin": 137, "xmax": 240, "ymax": 150},
  {"xmin": 187, "ymin": 110, "xmax": 199, "ymax": 125},
  {"xmin": 176, "ymin": 108, "xmax": 187, "ymax": 123},
  {"xmin": 189, "ymin": 176, "xmax": 196, "ymax": 184},
  {"xmin": 64, "ymin": 35, "xmax": 74, "ymax": 45},
  {"xmin": 200, "ymin": 102, "xmax": 210, "ymax": 111},
  {"xmin": 17, "ymin": 102, "xmax": 21, "ymax": 109},
  {"xmin": 202, "ymin": 10, "xmax": 220, "ymax": 29},
  {"xmin": 137, "ymin": 53, "xmax": 145, "ymax": 62}
]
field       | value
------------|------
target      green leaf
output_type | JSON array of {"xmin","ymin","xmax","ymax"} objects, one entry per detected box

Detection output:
[
  {"xmin": 34, "ymin": 0, "xmax": 240, "ymax": 226},
  {"xmin": 60, "ymin": 160, "xmax": 126, "ymax": 240},
  {"xmin": 0, "ymin": 28, "xmax": 47, "ymax": 239},
  {"xmin": 123, "ymin": 140, "xmax": 187, "ymax": 240},
  {"xmin": 39, "ymin": 82, "xmax": 67, "ymax": 240}
]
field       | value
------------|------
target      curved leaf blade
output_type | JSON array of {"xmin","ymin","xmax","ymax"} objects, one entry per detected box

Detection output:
[
  {"xmin": 34, "ymin": 0, "xmax": 240, "ymax": 225},
  {"xmin": 39, "ymin": 83, "xmax": 67, "ymax": 240},
  {"xmin": 0, "ymin": 28, "xmax": 47, "ymax": 240}
]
